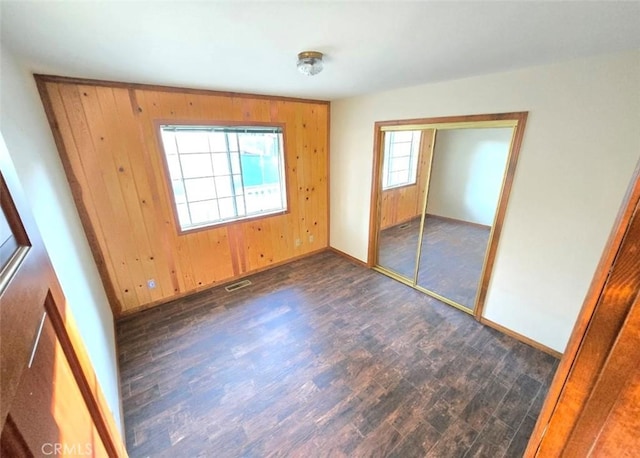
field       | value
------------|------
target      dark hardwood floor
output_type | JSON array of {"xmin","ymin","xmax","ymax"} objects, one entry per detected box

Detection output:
[
  {"xmin": 117, "ymin": 251, "xmax": 558, "ymax": 457},
  {"xmin": 378, "ymin": 216, "xmax": 491, "ymax": 310}
]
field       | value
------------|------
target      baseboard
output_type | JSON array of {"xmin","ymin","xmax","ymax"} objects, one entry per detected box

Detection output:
[
  {"xmin": 118, "ymin": 248, "xmax": 328, "ymax": 319},
  {"xmin": 480, "ymin": 317, "xmax": 563, "ymax": 359},
  {"xmin": 327, "ymin": 247, "xmax": 369, "ymax": 268},
  {"xmin": 380, "ymin": 215, "xmax": 422, "ymax": 232},
  {"xmin": 426, "ymin": 213, "xmax": 491, "ymax": 230}
]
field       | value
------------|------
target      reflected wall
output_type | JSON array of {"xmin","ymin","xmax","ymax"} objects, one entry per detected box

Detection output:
[{"xmin": 372, "ymin": 114, "xmax": 526, "ymax": 314}]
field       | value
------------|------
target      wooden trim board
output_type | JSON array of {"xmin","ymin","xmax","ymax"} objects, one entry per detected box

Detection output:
[
  {"xmin": 328, "ymin": 247, "xmax": 368, "ymax": 268},
  {"xmin": 34, "ymin": 74, "xmax": 330, "ymax": 105},
  {"xmin": 368, "ymin": 112, "xmax": 528, "ymax": 320},
  {"xmin": 480, "ymin": 317, "xmax": 563, "ymax": 359}
]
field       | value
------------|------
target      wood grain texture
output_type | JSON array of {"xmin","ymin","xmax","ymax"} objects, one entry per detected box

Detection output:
[
  {"xmin": 6, "ymin": 313, "xmax": 110, "ymax": 457},
  {"xmin": 564, "ymin": 290, "xmax": 640, "ymax": 455},
  {"xmin": 117, "ymin": 251, "xmax": 558, "ymax": 457},
  {"xmin": 526, "ymin": 159, "xmax": 640, "ymax": 456},
  {"xmin": 34, "ymin": 73, "xmax": 330, "ymax": 105},
  {"xmin": 1, "ymin": 139, "xmax": 127, "ymax": 456},
  {"xmin": 36, "ymin": 75, "xmax": 329, "ymax": 316},
  {"xmin": 480, "ymin": 318, "xmax": 563, "ymax": 360}
]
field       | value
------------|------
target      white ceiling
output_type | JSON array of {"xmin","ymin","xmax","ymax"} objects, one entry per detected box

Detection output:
[{"xmin": 1, "ymin": 1, "xmax": 639, "ymax": 101}]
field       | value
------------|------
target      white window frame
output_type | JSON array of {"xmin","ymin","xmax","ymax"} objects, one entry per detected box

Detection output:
[
  {"xmin": 382, "ymin": 130, "xmax": 422, "ymax": 190},
  {"xmin": 159, "ymin": 124, "xmax": 288, "ymax": 232}
]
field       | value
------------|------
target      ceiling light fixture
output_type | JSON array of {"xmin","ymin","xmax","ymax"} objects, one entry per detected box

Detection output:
[{"xmin": 297, "ymin": 51, "xmax": 324, "ymax": 76}]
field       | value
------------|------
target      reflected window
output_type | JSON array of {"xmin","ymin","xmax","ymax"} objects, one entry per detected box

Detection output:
[
  {"xmin": 159, "ymin": 125, "xmax": 287, "ymax": 231},
  {"xmin": 382, "ymin": 130, "xmax": 421, "ymax": 190}
]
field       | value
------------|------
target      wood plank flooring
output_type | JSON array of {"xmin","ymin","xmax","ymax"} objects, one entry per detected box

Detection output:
[
  {"xmin": 378, "ymin": 216, "xmax": 491, "ymax": 310},
  {"xmin": 117, "ymin": 251, "xmax": 558, "ymax": 457}
]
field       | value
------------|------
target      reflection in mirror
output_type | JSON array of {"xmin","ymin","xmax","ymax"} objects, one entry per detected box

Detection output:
[
  {"xmin": 371, "ymin": 113, "xmax": 526, "ymax": 316},
  {"xmin": 377, "ymin": 130, "xmax": 434, "ymax": 280},
  {"xmin": 416, "ymin": 127, "xmax": 513, "ymax": 310}
]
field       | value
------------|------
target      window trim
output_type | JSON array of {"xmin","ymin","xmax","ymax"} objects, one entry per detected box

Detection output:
[{"xmin": 154, "ymin": 119, "xmax": 290, "ymax": 235}]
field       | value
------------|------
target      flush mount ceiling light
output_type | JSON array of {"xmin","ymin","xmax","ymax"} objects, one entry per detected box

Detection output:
[{"xmin": 297, "ymin": 51, "xmax": 324, "ymax": 76}]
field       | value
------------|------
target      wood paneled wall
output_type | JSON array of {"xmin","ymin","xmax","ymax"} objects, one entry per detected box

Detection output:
[
  {"xmin": 379, "ymin": 129, "xmax": 434, "ymax": 230},
  {"xmin": 36, "ymin": 76, "xmax": 329, "ymax": 316}
]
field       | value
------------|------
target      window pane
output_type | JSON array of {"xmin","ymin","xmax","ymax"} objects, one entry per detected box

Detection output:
[
  {"xmin": 390, "ymin": 156, "xmax": 410, "ymax": 172},
  {"xmin": 160, "ymin": 125, "xmax": 286, "ymax": 231},
  {"xmin": 390, "ymin": 142, "xmax": 411, "ymax": 158},
  {"xmin": 167, "ymin": 156, "xmax": 182, "ymax": 180},
  {"xmin": 184, "ymin": 177, "xmax": 216, "ymax": 201},
  {"xmin": 409, "ymin": 154, "xmax": 419, "ymax": 183},
  {"xmin": 235, "ymin": 196, "xmax": 246, "ymax": 216},
  {"xmin": 189, "ymin": 200, "xmax": 220, "ymax": 225},
  {"xmin": 218, "ymin": 197, "xmax": 236, "ymax": 219},
  {"xmin": 211, "ymin": 153, "xmax": 231, "ymax": 175},
  {"xmin": 172, "ymin": 180, "xmax": 186, "ymax": 204},
  {"xmin": 226, "ymin": 132, "xmax": 238, "ymax": 152},
  {"xmin": 215, "ymin": 175, "xmax": 233, "ymax": 198},
  {"xmin": 209, "ymin": 132, "xmax": 227, "ymax": 152},
  {"xmin": 238, "ymin": 133, "xmax": 259, "ymax": 154},
  {"xmin": 382, "ymin": 130, "xmax": 422, "ymax": 190},
  {"xmin": 176, "ymin": 203, "xmax": 191, "ymax": 227},
  {"xmin": 263, "ymin": 188, "xmax": 284, "ymax": 212},
  {"xmin": 180, "ymin": 154, "xmax": 213, "ymax": 178},
  {"xmin": 161, "ymin": 131, "xmax": 177, "ymax": 155},
  {"xmin": 176, "ymin": 131, "xmax": 209, "ymax": 154},
  {"xmin": 230, "ymin": 152, "xmax": 241, "ymax": 174},
  {"xmin": 245, "ymin": 185, "xmax": 283, "ymax": 213},
  {"xmin": 391, "ymin": 131, "xmax": 414, "ymax": 142},
  {"xmin": 389, "ymin": 170, "xmax": 409, "ymax": 187},
  {"xmin": 232, "ymin": 174, "xmax": 244, "ymax": 195},
  {"xmin": 244, "ymin": 188, "xmax": 261, "ymax": 214}
]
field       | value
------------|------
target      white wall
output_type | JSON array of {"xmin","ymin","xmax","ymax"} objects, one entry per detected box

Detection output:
[
  {"xmin": 427, "ymin": 127, "xmax": 512, "ymax": 226},
  {"xmin": 0, "ymin": 45, "xmax": 123, "ymax": 431},
  {"xmin": 330, "ymin": 50, "xmax": 640, "ymax": 353}
]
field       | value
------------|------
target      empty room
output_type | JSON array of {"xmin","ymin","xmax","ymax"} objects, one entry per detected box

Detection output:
[{"xmin": 1, "ymin": 1, "xmax": 639, "ymax": 457}]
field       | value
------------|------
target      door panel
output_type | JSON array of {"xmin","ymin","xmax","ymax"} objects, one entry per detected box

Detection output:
[
  {"xmin": 0, "ymin": 172, "xmax": 50, "ymax": 425},
  {"xmin": 371, "ymin": 114, "xmax": 526, "ymax": 318},
  {"xmin": 0, "ymin": 138, "xmax": 125, "ymax": 456},
  {"xmin": 5, "ymin": 305, "xmax": 108, "ymax": 457}
]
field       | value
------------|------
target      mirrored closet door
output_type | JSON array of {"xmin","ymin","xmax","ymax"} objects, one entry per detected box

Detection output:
[{"xmin": 370, "ymin": 113, "xmax": 528, "ymax": 315}]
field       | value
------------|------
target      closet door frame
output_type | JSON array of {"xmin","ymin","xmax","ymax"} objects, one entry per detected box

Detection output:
[{"xmin": 368, "ymin": 112, "xmax": 528, "ymax": 318}]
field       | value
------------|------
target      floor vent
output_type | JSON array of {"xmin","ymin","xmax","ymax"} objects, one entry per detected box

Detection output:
[
  {"xmin": 399, "ymin": 223, "xmax": 411, "ymax": 229},
  {"xmin": 225, "ymin": 279, "xmax": 252, "ymax": 292}
]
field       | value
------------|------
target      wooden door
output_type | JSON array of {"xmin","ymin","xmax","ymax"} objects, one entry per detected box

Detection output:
[
  {"xmin": 0, "ymin": 141, "xmax": 126, "ymax": 456},
  {"xmin": 525, "ymin": 159, "xmax": 640, "ymax": 456}
]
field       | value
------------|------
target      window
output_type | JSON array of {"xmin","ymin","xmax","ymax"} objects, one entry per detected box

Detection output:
[
  {"xmin": 382, "ymin": 130, "xmax": 422, "ymax": 190},
  {"xmin": 159, "ymin": 125, "xmax": 287, "ymax": 231}
]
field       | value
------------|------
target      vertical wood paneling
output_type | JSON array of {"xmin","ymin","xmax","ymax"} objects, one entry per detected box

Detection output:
[
  {"xmin": 45, "ymin": 83, "xmax": 125, "ymax": 313},
  {"xmin": 57, "ymin": 84, "xmax": 137, "ymax": 312},
  {"xmin": 296, "ymin": 103, "xmax": 309, "ymax": 253},
  {"xmin": 135, "ymin": 90, "xmax": 190, "ymax": 294},
  {"xmin": 39, "ymin": 77, "xmax": 329, "ymax": 315},
  {"xmin": 78, "ymin": 85, "xmax": 151, "ymax": 306},
  {"xmin": 102, "ymin": 87, "xmax": 163, "ymax": 302},
  {"xmin": 316, "ymin": 105, "xmax": 329, "ymax": 246}
]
